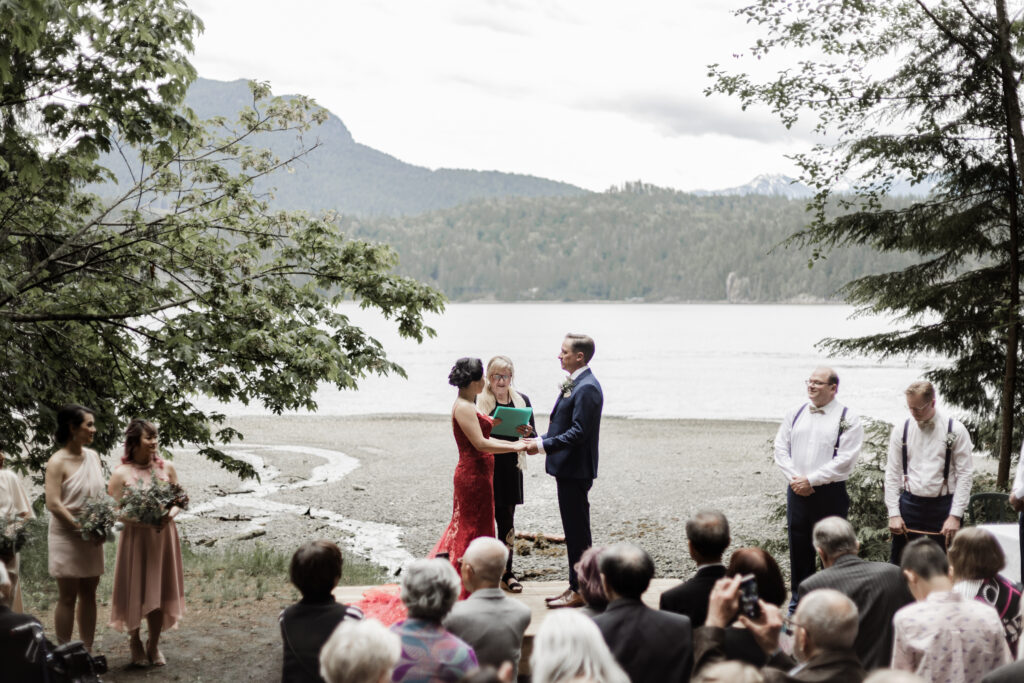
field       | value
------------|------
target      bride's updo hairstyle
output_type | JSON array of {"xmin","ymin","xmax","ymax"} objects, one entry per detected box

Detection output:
[{"xmin": 448, "ymin": 357, "xmax": 484, "ymax": 388}]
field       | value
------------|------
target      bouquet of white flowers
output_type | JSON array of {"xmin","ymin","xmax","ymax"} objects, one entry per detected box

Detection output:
[
  {"xmin": 74, "ymin": 495, "xmax": 123, "ymax": 542},
  {"xmin": 0, "ymin": 514, "xmax": 29, "ymax": 561},
  {"xmin": 119, "ymin": 478, "xmax": 189, "ymax": 528}
]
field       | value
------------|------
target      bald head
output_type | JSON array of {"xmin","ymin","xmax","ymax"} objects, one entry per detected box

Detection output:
[
  {"xmin": 795, "ymin": 588, "xmax": 859, "ymax": 651},
  {"xmin": 807, "ymin": 367, "xmax": 839, "ymax": 407},
  {"xmin": 600, "ymin": 542, "xmax": 655, "ymax": 600},
  {"xmin": 463, "ymin": 537, "xmax": 509, "ymax": 586}
]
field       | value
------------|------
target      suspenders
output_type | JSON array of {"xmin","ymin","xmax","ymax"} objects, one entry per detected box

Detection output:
[
  {"xmin": 791, "ymin": 404, "xmax": 848, "ymax": 459},
  {"xmin": 901, "ymin": 417, "xmax": 954, "ymax": 495}
]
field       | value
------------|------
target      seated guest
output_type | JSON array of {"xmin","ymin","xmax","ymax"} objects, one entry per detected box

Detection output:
[
  {"xmin": 893, "ymin": 538, "xmax": 1011, "ymax": 681},
  {"xmin": 660, "ymin": 510, "xmax": 730, "ymax": 627},
  {"xmin": 576, "ymin": 545, "xmax": 609, "ymax": 618},
  {"xmin": 863, "ymin": 672, "xmax": 925, "ymax": 683},
  {"xmin": 456, "ymin": 664, "xmax": 514, "ymax": 683},
  {"xmin": 280, "ymin": 540, "xmax": 363, "ymax": 683},
  {"xmin": 948, "ymin": 527, "xmax": 1023, "ymax": 657},
  {"xmin": 319, "ymin": 619, "xmax": 401, "ymax": 683},
  {"xmin": 982, "ymin": 660, "xmax": 1024, "ymax": 683},
  {"xmin": 693, "ymin": 661, "xmax": 764, "ymax": 683},
  {"xmin": 717, "ymin": 547, "xmax": 788, "ymax": 667},
  {"xmin": 796, "ymin": 517, "xmax": 913, "ymax": 670},
  {"xmin": 0, "ymin": 562, "xmax": 47, "ymax": 682},
  {"xmin": 696, "ymin": 579, "xmax": 865, "ymax": 683},
  {"xmin": 443, "ymin": 538, "xmax": 531, "ymax": 679},
  {"xmin": 530, "ymin": 609, "xmax": 629, "ymax": 683},
  {"xmin": 392, "ymin": 559, "xmax": 477, "ymax": 682},
  {"xmin": 593, "ymin": 542, "xmax": 693, "ymax": 682}
]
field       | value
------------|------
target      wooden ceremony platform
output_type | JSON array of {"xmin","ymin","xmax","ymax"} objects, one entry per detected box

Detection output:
[{"xmin": 335, "ymin": 579, "xmax": 679, "ymax": 677}]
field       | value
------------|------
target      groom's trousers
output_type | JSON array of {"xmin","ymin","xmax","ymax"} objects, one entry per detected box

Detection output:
[{"xmin": 557, "ymin": 477, "xmax": 593, "ymax": 591}]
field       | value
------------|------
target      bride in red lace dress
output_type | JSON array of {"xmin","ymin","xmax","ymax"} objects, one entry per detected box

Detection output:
[
  {"xmin": 358, "ymin": 358, "xmax": 529, "ymax": 620},
  {"xmin": 434, "ymin": 358, "xmax": 529, "ymax": 587}
]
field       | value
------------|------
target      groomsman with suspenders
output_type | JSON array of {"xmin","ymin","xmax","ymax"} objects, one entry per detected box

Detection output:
[
  {"xmin": 774, "ymin": 366, "xmax": 864, "ymax": 610},
  {"xmin": 885, "ymin": 380, "xmax": 974, "ymax": 564}
]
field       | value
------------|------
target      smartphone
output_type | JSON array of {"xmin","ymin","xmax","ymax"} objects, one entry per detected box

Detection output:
[{"xmin": 738, "ymin": 573, "xmax": 761, "ymax": 619}]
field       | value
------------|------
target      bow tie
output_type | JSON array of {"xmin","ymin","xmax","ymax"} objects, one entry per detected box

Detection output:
[
  {"xmin": 917, "ymin": 418, "xmax": 935, "ymax": 430},
  {"xmin": 808, "ymin": 405, "xmax": 826, "ymax": 414}
]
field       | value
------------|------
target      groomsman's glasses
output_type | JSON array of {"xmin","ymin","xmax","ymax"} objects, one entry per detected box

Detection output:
[{"xmin": 805, "ymin": 379, "xmax": 833, "ymax": 387}]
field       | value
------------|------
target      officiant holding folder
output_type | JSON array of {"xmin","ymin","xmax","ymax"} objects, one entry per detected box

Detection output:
[{"xmin": 477, "ymin": 355, "xmax": 536, "ymax": 593}]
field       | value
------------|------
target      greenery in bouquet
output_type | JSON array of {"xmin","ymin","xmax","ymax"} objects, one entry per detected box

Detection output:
[
  {"xmin": 74, "ymin": 495, "xmax": 123, "ymax": 543},
  {"xmin": 119, "ymin": 478, "xmax": 189, "ymax": 528},
  {"xmin": 0, "ymin": 514, "xmax": 30, "ymax": 560}
]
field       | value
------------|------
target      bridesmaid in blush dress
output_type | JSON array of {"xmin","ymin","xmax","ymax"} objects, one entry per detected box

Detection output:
[
  {"xmin": 44, "ymin": 404, "xmax": 105, "ymax": 650},
  {"xmin": 433, "ymin": 358, "xmax": 529, "ymax": 594},
  {"xmin": 107, "ymin": 419, "xmax": 185, "ymax": 668}
]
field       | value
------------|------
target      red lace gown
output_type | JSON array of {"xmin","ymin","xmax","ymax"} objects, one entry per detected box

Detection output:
[
  {"xmin": 430, "ymin": 412, "xmax": 497, "ymax": 577},
  {"xmin": 357, "ymin": 412, "xmax": 497, "ymax": 621}
]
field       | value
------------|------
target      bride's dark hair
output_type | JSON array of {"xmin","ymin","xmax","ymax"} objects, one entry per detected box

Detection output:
[{"xmin": 448, "ymin": 357, "xmax": 484, "ymax": 388}]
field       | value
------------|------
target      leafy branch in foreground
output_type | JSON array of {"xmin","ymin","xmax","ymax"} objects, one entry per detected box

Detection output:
[{"xmin": 0, "ymin": 2, "xmax": 444, "ymax": 479}]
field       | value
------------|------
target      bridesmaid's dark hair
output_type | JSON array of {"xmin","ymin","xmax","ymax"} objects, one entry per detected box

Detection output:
[
  {"xmin": 122, "ymin": 418, "xmax": 164, "ymax": 466},
  {"xmin": 448, "ymin": 357, "xmax": 484, "ymax": 388},
  {"xmin": 55, "ymin": 404, "xmax": 95, "ymax": 444}
]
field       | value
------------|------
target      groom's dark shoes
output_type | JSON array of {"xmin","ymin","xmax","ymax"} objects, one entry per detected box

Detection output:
[{"xmin": 546, "ymin": 588, "xmax": 585, "ymax": 609}]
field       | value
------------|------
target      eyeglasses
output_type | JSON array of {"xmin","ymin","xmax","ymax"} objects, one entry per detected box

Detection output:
[
  {"xmin": 781, "ymin": 615, "xmax": 805, "ymax": 636},
  {"xmin": 805, "ymin": 380, "xmax": 834, "ymax": 387},
  {"xmin": 907, "ymin": 401, "xmax": 932, "ymax": 412},
  {"xmin": 490, "ymin": 374, "xmax": 511, "ymax": 382}
]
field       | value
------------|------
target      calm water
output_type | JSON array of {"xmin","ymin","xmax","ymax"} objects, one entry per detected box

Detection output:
[{"xmin": 199, "ymin": 303, "xmax": 939, "ymax": 424}]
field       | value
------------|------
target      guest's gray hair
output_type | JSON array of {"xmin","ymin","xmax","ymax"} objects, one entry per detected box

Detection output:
[
  {"xmin": 812, "ymin": 516, "xmax": 859, "ymax": 559},
  {"xmin": 400, "ymin": 558, "xmax": 461, "ymax": 620},
  {"xmin": 795, "ymin": 588, "xmax": 859, "ymax": 651},
  {"xmin": 694, "ymin": 661, "xmax": 765, "ymax": 683},
  {"xmin": 863, "ymin": 671, "xmax": 926, "ymax": 683},
  {"xmin": 319, "ymin": 619, "xmax": 400, "ymax": 683},
  {"xmin": 0, "ymin": 562, "xmax": 10, "ymax": 606},
  {"xmin": 530, "ymin": 610, "xmax": 630, "ymax": 683}
]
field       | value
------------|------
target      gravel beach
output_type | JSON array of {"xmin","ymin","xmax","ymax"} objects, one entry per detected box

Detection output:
[{"xmin": 170, "ymin": 414, "xmax": 783, "ymax": 581}]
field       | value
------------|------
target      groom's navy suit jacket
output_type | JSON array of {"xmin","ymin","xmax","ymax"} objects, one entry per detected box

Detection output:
[{"xmin": 542, "ymin": 367, "xmax": 603, "ymax": 480}]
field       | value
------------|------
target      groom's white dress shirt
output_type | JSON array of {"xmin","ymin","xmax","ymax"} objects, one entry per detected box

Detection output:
[{"xmin": 774, "ymin": 398, "xmax": 863, "ymax": 487}]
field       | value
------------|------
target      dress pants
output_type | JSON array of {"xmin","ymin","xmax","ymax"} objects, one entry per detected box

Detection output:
[
  {"xmin": 556, "ymin": 477, "xmax": 593, "ymax": 591},
  {"xmin": 889, "ymin": 491, "xmax": 953, "ymax": 565},
  {"xmin": 786, "ymin": 481, "xmax": 849, "ymax": 607}
]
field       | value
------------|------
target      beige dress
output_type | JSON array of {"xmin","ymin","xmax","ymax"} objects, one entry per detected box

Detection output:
[
  {"xmin": 0, "ymin": 469, "xmax": 34, "ymax": 611},
  {"xmin": 47, "ymin": 448, "xmax": 106, "ymax": 578},
  {"xmin": 108, "ymin": 462, "xmax": 185, "ymax": 632}
]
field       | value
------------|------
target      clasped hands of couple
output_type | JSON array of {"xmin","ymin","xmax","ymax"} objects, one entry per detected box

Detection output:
[{"xmin": 489, "ymin": 417, "xmax": 540, "ymax": 454}]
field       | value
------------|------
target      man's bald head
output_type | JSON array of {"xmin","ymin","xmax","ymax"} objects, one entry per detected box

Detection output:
[
  {"xmin": 795, "ymin": 588, "xmax": 859, "ymax": 651},
  {"xmin": 462, "ymin": 537, "xmax": 509, "ymax": 586},
  {"xmin": 599, "ymin": 542, "xmax": 655, "ymax": 600}
]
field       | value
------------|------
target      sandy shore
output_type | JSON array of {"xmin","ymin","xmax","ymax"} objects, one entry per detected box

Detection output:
[{"xmin": 167, "ymin": 414, "xmax": 783, "ymax": 581}]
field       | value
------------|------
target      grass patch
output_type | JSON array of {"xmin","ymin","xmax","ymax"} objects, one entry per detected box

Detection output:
[{"xmin": 19, "ymin": 518, "xmax": 388, "ymax": 615}]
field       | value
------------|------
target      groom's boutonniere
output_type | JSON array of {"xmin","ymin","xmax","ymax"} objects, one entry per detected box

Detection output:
[
  {"xmin": 559, "ymin": 377, "xmax": 575, "ymax": 398},
  {"xmin": 944, "ymin": 432, "xmax": 957, "ymax": 449}
]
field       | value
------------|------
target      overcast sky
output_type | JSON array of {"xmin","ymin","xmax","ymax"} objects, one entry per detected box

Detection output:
[{"xmin": 187, "ymin": 0, "xmax": 812, "ymax": 192}]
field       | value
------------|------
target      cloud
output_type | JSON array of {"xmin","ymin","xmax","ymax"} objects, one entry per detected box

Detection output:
[{"xmin": 576, "ymin": 92, "xmax": 820, "ymax": 144}]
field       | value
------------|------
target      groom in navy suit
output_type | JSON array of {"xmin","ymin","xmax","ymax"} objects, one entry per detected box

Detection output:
[{"xmin": 527, "ymin": 333, "xmax": 603, "ymax": 609}]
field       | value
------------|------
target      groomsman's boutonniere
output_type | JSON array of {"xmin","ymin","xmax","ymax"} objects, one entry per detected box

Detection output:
[
  {"xmin": 945, "ymin": 432, "xmax": 957, "ymax": 449},
  {"xmin": 559, "ymin": 377, "xmax": 575, "ymax": 398},
  {"xmin": 838, "ymin": 416, "xmax": 852, "ymax": 433}
]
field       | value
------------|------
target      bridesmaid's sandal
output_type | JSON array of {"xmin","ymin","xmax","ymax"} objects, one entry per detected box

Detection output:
[
  {"xmin": 146, "ymin": 640, "xmax": 167, "ymax": 667},
  {"xmin": 130, "ymin": 639, "xmax": 149, "ymax": 667}
]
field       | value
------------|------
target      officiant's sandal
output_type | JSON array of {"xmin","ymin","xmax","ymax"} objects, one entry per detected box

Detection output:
[{"xmin": 501, "ymin": 572, "xmax": 523, "ymax": 593}]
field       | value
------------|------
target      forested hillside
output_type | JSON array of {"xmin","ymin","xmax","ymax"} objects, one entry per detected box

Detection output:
[{"xmin": 343, "ymin": 185, "xmax": 920, "ymax": 302}]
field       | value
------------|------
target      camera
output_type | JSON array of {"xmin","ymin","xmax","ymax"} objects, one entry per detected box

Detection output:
[{"xmin": 738, "ymin": 573, "xmax": 761, "ymax": 619}]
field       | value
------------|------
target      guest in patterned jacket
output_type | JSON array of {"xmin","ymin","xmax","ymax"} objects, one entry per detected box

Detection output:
[{"xmin": 892, "ymin": 538, "xmax": 1010, "ymax": 682}]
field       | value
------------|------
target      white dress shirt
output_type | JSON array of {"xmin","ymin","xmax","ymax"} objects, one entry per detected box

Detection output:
[
  {"xmin": 1012, "ymin": 440, "xmax": 1024, "ymax": 500},
  {"xmin": 773, "ymin": 398, "xmax": 863, "ymax": 487},
  {"xmin": 533, "ymin": 365, "xmax": 589, "ymax": 456},
  {"xmin": 884, "ymin": 411, "xmax": 974, "ymax": 518}
]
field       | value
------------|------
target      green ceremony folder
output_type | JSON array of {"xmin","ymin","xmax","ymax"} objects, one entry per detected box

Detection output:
[{"xmin": 490, "ymin": 406, "xmax": 533, "ymax": 438}]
